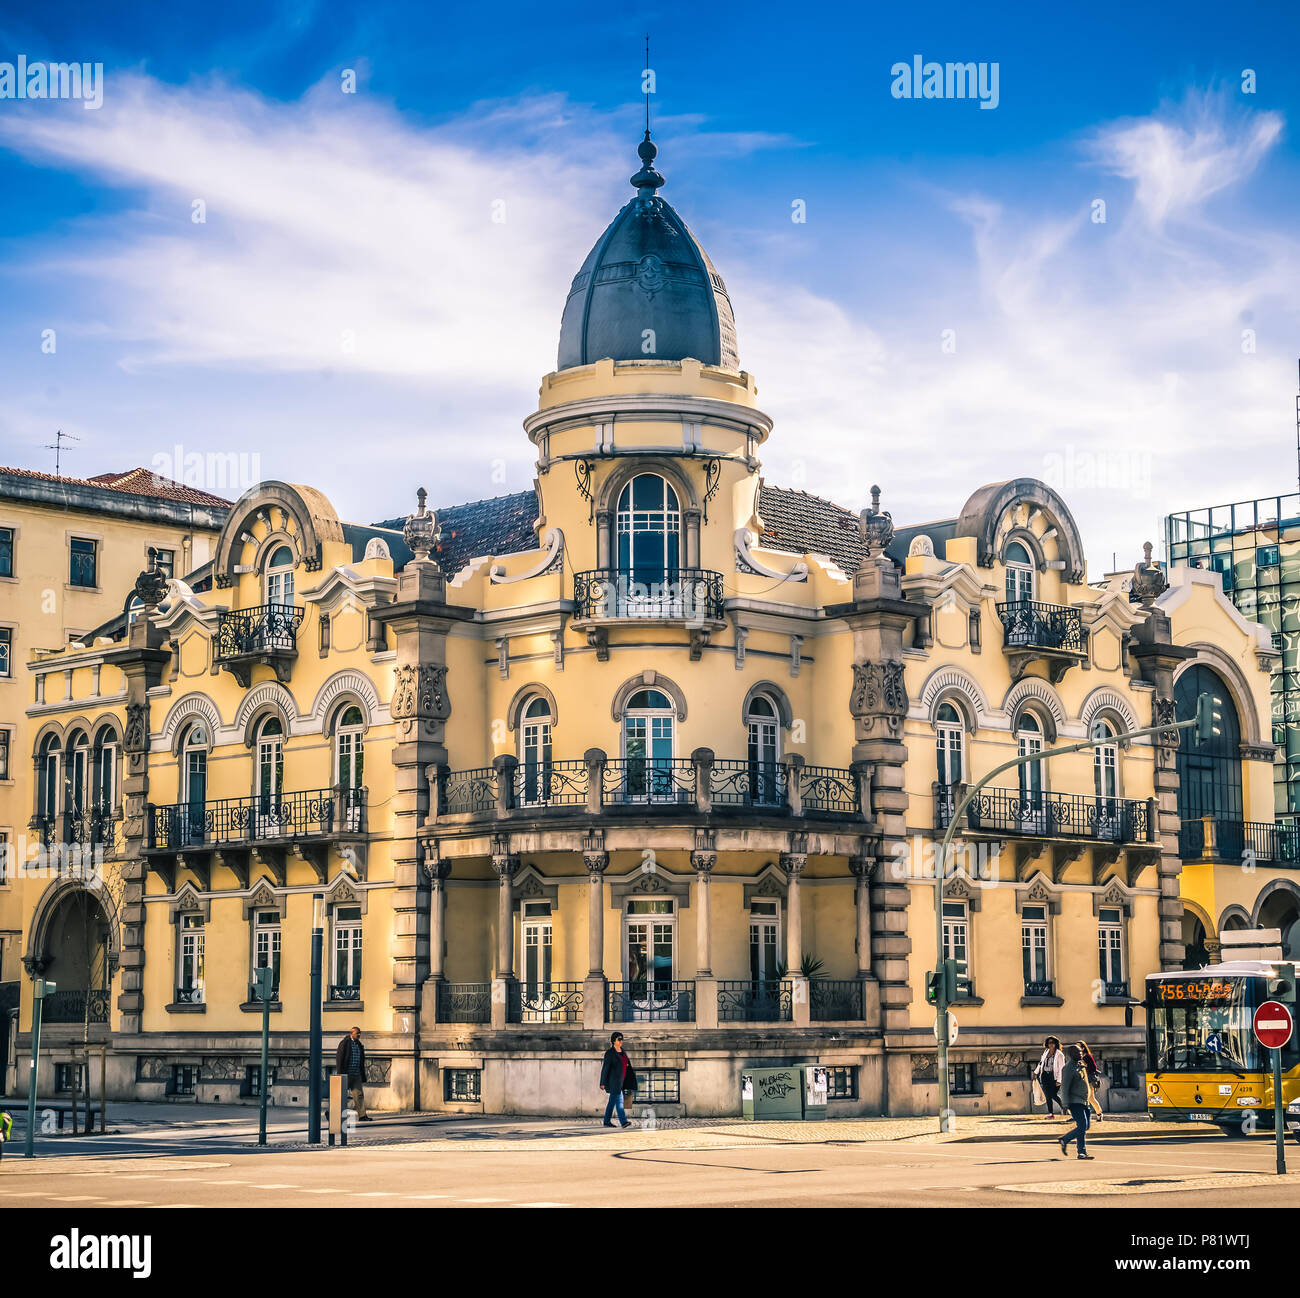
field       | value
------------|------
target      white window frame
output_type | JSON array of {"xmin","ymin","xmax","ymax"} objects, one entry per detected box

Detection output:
[
  {"xmin": 935, "ymin": 702, "xmax": 965, "ymax": 787},
  {"xmin": 518, "ymin": 697, "xmax": 553, "ymax": 806},
  {"xmin": 624, "ymin": 897, "xmax": 676, "ymax": 1016},
  {"xmin": 253, "ymin": 910, "xmax": 282, "ymax": 997},
  {"xmin": 749, "ymin": 898, "xmax": 781, "ymax": 983},
  {"xmin": 1004, "ymin": 540, "xmax": 1035, "ymax": 604},
  {"xmin": 178, "ymin": 913, "xmax": 205, "ymax": 1002},
  {"xmin": 264, "ymin": 544, "xmax": 296, "ymax": 608},
  {"xmin": 331, "ymin": 904, "xmax": 363, "ymax": 995},
  {"xmin": 942, "ymin": 899, "xmax": 970, "ymax": 995},
  {"xmin": 1098, "ymin": 906, "xmax": 1126, "ymax": 987},
  {"xmin": 520, "ymin": 900, "xmax": 554, "ymax": 1018},
  {"xmin": 1021, "ymin": 903, "xmax": 1051, "ymax": 990}
]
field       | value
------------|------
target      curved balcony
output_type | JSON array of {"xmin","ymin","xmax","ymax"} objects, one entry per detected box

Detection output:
[
  {"xmin": 430, "ymin": 752, "xmax": 865, "ymax": 826},
  {"xmin": 572, "ymin": 567, "xmax": 725, "ymax": 624},
  {"xmin": 215, "ymin": 603, "xmax": 304, "ymax": 685},
  {"xmin": 995, "ymin": 600, "xmax": 1087, "ymax": 683}
]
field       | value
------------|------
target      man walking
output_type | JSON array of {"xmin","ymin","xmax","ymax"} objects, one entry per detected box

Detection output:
[
  {"xmin": 599, "ymin": 1031, "xmax": 635, "ymax": 1128},
  {"xmin": 335, "ymin": 1026, "xmax": 372, "ymax": 1122}
]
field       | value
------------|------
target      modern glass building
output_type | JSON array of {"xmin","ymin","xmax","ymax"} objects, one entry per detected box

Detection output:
[{"xmin": 1166, "ymin": 492, "xmax": 1300, "ymax": 813}]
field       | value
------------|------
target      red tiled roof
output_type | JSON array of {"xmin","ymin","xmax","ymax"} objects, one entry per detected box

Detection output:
[{"xmin": 0, "ymin": 465, "xmax": 231, "ymax": 508}]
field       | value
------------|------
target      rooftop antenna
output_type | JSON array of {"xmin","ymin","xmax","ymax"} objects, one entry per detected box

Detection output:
[
  {"xmin": 1295, "ymin": 358, "xmax": 1299, "ymax": 496},
  {"xmin": 44, "ymin": 429, "xmax": 80, "ymax": 478},
  {"xmin": 644, "ymin": 33, "xmax": 651, "ymax": 137}
]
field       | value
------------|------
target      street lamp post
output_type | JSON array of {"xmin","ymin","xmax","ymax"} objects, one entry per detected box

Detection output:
[
  {"xmin": 931, "ymin": 696, "xmax": 1213, "ymax": 1133},
  {"xmin": 24, "ymin": 978, "xmax": 55, "ymax": 1158},
  {"xmin": 307, "ymin": 892, "xmax": 324, "ymax": 1144}
]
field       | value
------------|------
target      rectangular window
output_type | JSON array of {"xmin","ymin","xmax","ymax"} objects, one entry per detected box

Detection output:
[
  {"xmin": 55, "ymin": 1062, "xmax": 88, "ymax": 1093},
  {"xmin": 941, "ymin": 900, "xmax": 971, "ymax": 995},
  {"xmin": 827, "ymin": 1066, "xmax": 858, "ymax": 1100},
  {"xmin": 949, "ymin": 1063, "xmax": 978, "ymax": 1095},
  {"xmin": 445, "ymin": 1068, "xmax": 481, "ymax": 1102},
  {"xmin": 1021, "ymin": 904, "xmax": 1050, "ymax": 991},
  {"xmin": 1098, "ymin": 907, "xmax": 1125, "ymax": 987},
  {"xmin": 0, "ymin": 626, "xmax": 10, "ymax": 678},
  {"xmin": 179, "ymin": 914, "xmax": 204, "ymax": 1000},
  {"xmin": 69, "ymin": 537, "xmax": 98, "ymax": 588},
  {"xmin": 0, "ymin": 830, "xmax": 11, "ymax": 884},
  {"xmin": 632, "ymin": 1068, "xmax": 680, "ymax": 1104},
  {"xmin": 1258, "ymin": 544, "xmax": 1280, "ymax": 568},
  {"xmin": 0, "ymin": 728, "xmax": 9, "ymax": 779},
  {"xmin": 749, "ymin": 899, "xmax": 780, "ymax": 983},
  {"xmin": 254, "ymin": 910, "xmax": 282, "ymax": 996},
  {"xmin": 332, "ymin": 905, "xmax": 363, "ymax": 993},
  {"xmin": 0, "ymin": 526, "xmax": 12, "ymax": 577},
  {"xmin": 245, "ymin": 1064, "xmax": 277, "ymax": 1096},
  {"xmin": 154, "ymin": 548, "xmax": 175, "ymax": 578},
  {"xmin": 170, "ymin": 1065, "xmax": 198, "ymax": 1096},
  {"xmin": 1104, "ymin": 1058, "xmax": 1134, "ymax": 1090}
]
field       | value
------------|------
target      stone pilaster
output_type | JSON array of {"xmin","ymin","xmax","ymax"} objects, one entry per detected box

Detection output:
[
  {"xmin": 837, "ymin": 551, "xmax": 925, "ymax": 1033},
  {"xmin": 1130, "ymin": 600, "xmax": 1197, "ymax": 971},
  {"xmin": 781, "ymin": 837, "xmax": 809, "ymax": 1027}
]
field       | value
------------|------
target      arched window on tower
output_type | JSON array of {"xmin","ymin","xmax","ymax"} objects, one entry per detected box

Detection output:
[
  {"xmin": 936, "ymin": 702, "xmax": 965, "ymax": 789},
  {"xmin": 518, "ymin": 696, "xmax": 553, "ymax": 806},
  {"xmin": 1005, "ymin": 541, "xmax": 1035, "ymax": 605},
  {"xmin": 616, "ymin": 475, "xmax": 682, "ymax": 614},
  {"xmin": 745, "ymin": 693, "xmax": 782, "ymax": 806},
  {"xmin": 621, "ymin": 688, "xmax": 676, "ymax": 801}
]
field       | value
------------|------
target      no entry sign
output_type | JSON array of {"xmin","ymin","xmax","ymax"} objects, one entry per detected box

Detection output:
[{"xmin": 1252, "ymin": 1000, "xmax": 1294, "ymax": 1050}]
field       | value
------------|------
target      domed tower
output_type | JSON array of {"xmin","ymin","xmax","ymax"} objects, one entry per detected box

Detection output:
[
  {"xmin": 526, "ymin": 131, "xmax": 774, "ymax": 632},
  {"xmin": 556, "ymin": 132, "xmax": 738, "ymax": 371}
]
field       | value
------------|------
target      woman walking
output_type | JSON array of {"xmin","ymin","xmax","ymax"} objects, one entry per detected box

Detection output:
[
  {"xmin": 1058, "ymin": 1045, "xmax": 1095, "ymax": 1160},
  {"xmin": 1075, "ymin": 1039, "xmax": 1104, "ymax": 1126},
  {"xmin": 1033, "ymin": 1036, "xmax": 1067, "ymax": 1118}
]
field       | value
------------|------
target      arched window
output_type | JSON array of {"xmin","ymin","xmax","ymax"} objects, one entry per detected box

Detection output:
[
  {"xmin": 335, "ymin": 705, "xmax": 365, "ymax": 791},
  {"xmin": 1005, "ymin": 540, "xmax": 1034, "ymax": 604},
  {"xmin": 936, "ymin": 702, "xmax": 964, "ymax": 788},
  {"xmin": 622, "ymin": 687, "xmax": 675, "ymax": 800},
  {"xmin": 745, "ymin": 694, "xmax": 781, "ymax": 805},
  {"xmin": 518, "ymin": 696, "xmax": 553, "ymax": 806},
  {"xmin": 181, "ymin": 723, "xmax": 208, "ymax": 847},
  {"xmin": 38, "ymin": 734, "xmax": 61, "ymax": 824},
  {"xmin": 1176, "ymin": 665, "xmax": 1242, "ymax": 860},
  {"xmin": 1092, "ymin": 719, "xmax": 1118, "ymax": 798},
  {"xmin": 92, "ymin": 725, "xmax": 118, "ymax": 813},
  {"xmin": 265, "ymin": 545, "xmax": 296, "ymax": 608},
  {"xmin": 65, "ymin": 730, "xmax": 90, "ymax": 818},
  {"xmin": 1016, "ymin": 712, "xmax": 1045, "ymax": 817},
  {"xmin": 255, "ymin": 716, "xmax": 285, "ymax": 836},
  {"xmin": 617, "ymin": 474, "xmax": 681, "ymax": 584}
]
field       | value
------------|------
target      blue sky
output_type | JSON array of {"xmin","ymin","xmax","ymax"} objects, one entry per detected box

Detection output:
[{"xmin": 1, "ymin": 0, "xmax": 1298, "ymax": 571}]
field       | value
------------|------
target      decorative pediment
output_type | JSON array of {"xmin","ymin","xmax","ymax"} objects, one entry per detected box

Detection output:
[
  {"xmin": 1018, "ymin": 872, "xmax": 1062, "ymax": 915},
  {"xmin": 1093, "ymin": 878, "xmax": 1135, "ymax": 916},
  {"xmin": 168, "ymin": 881, "xmax": 211, "ymax": 923},
  {"xmin": 243, "ymin": 880, "xmax": 284, "ymax": 918}
]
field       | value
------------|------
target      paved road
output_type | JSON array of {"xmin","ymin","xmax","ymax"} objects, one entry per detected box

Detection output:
[{"xmin": 4, "ymin": 1122, "xmax": 1299, "ymax": 1207}]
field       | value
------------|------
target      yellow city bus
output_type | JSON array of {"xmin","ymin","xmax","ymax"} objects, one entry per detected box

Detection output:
[{"xmin": 1145, "ymin": 961, "xmax": 1300, "ymax": 1137}]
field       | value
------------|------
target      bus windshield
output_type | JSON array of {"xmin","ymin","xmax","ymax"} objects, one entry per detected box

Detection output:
[{"xmin": 1146, "ymin": 976, "xmax": 1264, "ymax": 1074}]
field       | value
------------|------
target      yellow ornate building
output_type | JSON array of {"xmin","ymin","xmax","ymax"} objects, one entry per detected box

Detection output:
[{"xmin": 4, "ymin": 132, "xmax": 1292, "ymax": 1117}]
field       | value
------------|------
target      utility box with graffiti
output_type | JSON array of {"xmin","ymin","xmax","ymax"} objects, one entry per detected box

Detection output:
[{"xmin": 741, "ymin": 1065, "xmax": 808, "ymax": 1121}]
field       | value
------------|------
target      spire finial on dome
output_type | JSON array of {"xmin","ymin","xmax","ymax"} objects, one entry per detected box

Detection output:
[{"xmin": 631, "ymin": 34, "xmax": 665, "ymax": 196}]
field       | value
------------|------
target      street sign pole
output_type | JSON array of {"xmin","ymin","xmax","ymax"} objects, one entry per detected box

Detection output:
[
  {"xmin": 307, "ymin": 893, "xmax": 324, "ymax": 1145},
  {"xmin": 23, "ymin": 978, "xmax": 54, "ymax": 1159},
  {"xmin": 1273, "ymin": 1045, "xmax": 1285, "ymax": 1176},
  {"xmin": 254, "ymin": 965, "xmax": 273, "ymax": 1147}
]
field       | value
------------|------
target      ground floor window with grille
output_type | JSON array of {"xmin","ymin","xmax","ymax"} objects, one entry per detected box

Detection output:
[
  {"xmin": 633, "ymin": 1069, "xmax": 680, "ymax": 1104},
  {"xmin": 949, "ymin": 1063, "xmax": 978, "ymax": 1095},
  {"xmin": 170, "ymin": 1064, "xmax": 199, "ymax": 1096},
  {"xmin": 1104, "ymin": 1058, "xmax": 1135, "ymax": 1090},
  {"xmin": 826, "ymin": 1066, "xmax": 858, "ymax": 1100},
  {"xmin": 244, "ymin": 1064, "xmax": 277, "ymax": 1097},
  {"xmin": 55, "ymin": 1062, "xmax": 88, "ymax": 1093},
  {"xmin": 445, "ymin": 1068, "xmax": 481, "ymax": 1102}
]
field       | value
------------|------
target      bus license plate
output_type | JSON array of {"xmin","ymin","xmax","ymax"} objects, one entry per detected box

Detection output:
[{"xmin": 1187, "ymin": 1113, "xmax": 1214, "ymax": 1121}]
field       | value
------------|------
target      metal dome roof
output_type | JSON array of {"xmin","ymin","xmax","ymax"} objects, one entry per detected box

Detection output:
[{"xmin": 556, "ymin": 134, "xmax": 738, "ymax": 372}]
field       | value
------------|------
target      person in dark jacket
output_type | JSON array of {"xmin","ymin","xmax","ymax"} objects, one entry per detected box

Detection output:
[
  {"xmin": 334, "ymin": 1026, "xmax": 371, "ymax": 1121},
  {"xmin": 1058, "ymin": 1045, "xmax": 1094, "ymax": 1159},
  {"xmin": 599, "ymin": 1031, "xmax": 635, "ymax": 1128}
]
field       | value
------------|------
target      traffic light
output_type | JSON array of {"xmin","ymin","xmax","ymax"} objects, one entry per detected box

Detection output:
[
  {"xmin": 253, "ymin": 966, "xmax": 275, "ymax": 1002},
  {"xmin": 1195, "ymin": 691, "xmax": 1220, "ymax": 746},
  {"xmin": 943, "ymin": 959, "xmax": 961, "ymax": 1004},
  {"xmin": 926, "ymin": 969, "xmax": 940, "ymax": 1005},
  {"xmin": 1267, "ymin": 963, "xmax": 1297, "ymax": 1005}
]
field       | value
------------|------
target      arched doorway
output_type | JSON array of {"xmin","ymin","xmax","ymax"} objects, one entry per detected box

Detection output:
[
  {"xmin": 34, "ymin": 887, "xmax": 114, "ymax": 1031},
  {"xmin": 1181, "ymin": 913, "xmax": 1209, "ymax": 970},
  {"xmin": 1176, "ymin": 665, "xmax": 1243, "ymax": 860}
]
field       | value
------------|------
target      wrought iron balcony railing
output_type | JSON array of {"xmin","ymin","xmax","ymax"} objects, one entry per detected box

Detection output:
[
  {"xmin": 432, "ymin": 753, "xmax": 863, "ymax": 823},
  {"xmin": 43, "ymin": 988, "xmax": 110, "ymax": 1025},
  {"xmin": 215, "ymin": 603, "xmax": 304, "ymax": 660},
  {"xmin": 327, "ymin": 984, "xmax": 361, "ymax": 1002},
  {"xmin": 1023, "ymin": 979, "xmax": 1055, "ymax": 999},
  {"xmin": 809, "ymin": 979, "xmax": 866, "ymax": 1022},
  {"xmin": 436, "ymin": 981, "xmax": 492, "ymax": 1024},
  {"xmin": 148, "ymin": 786, "xmax": 366, "ymax": 849},
  {"xmin": 606, "ymin": 980, "xmax": 696, "ymax": 1023},
  {"xmin": 507, "ymin": 981, "xmax": 584, "ymax": 1023},
  {"xmin": 995, "ymin": 600, "xmax": 1087, "ymax": 655},
  {"xmin": 937, "ymin": 785, "xmax": 1153, "ymax": 843},
  {"xmin": 573, "ymin": 568, "xmax": 725, "ymax": 622},
  {"xmin": 33, "ymin": 806, "xmax": 116, "ymax": 852},
  {"xmin": 717, "ymin": 979, "xmax": 793, "ymax": 1022},
  {"xmin": 174, "ymin": 985, "xmax": 205, "ymax": 1005},
  {"xmin": 1103, "ymin": 980, "xmax": 1131, "ymax": 999},
  {"xmin": 1178, "ymin": 816, "xmax": 1300, "ymax": 865}
]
